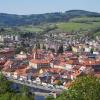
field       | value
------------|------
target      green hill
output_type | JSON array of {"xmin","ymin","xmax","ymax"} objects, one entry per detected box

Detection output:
[
  {"xmin": 0, "ymin": 10, "xmax": 100, "ymax": 26},
  {"xmin": 55, "ymin": 17, "xmax": 100, "ymax": 37},
  {"xmin": 0, "ymin": 10, "xmax": 100, "ymax": 38}
]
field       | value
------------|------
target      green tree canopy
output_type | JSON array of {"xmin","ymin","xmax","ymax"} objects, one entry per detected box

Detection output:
[
  {"xmin": 57, "ymin": 45, "xmax": 64, "ymax": 54},
  {"xmin": 46, "ymin": 95, "xmax": 55, "ymax": 100},
  {"xmin": 56, "ymin": 75, "xmax": 100, "ymax": 100},
  {"xmin": 0, "ymin": 73, "xmax": 34, "ymax": 100}
]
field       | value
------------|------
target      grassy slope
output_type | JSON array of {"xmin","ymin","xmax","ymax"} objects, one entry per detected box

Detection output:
[
  {"xmin": 56, "ymin": 17, "xmax": 100, "ymax": 32},
  {"xmin": 18, "ymin": 17, "xmax": 100, "ymax": 33},
  {"xmin": 18, "ymin": 25, "xmax": 43, "ymax": 33},
  {"xmin": 1, "ymin": 17, "xmax": 100, "ymax": 38},
  {"xmin": 56, "ymin": 22, "xmax": 100, "ymax": 32}
]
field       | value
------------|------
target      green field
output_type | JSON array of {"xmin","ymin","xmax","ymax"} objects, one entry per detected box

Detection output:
[
  {"xmin": 18, "ymin": 25, "xmax": 43, "ymax": 33},
  {"xmin": 56, "ymin": 17, "xmax": 100, "ymax": 32},
  {"xmin": 70, "ymin": 17, "xmax": 100, "ymax": 22}
]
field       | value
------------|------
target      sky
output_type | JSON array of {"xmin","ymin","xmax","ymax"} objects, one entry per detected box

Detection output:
[{"xmin": 0, "ymin": 0, "xmax": 99, "ymax": 15}]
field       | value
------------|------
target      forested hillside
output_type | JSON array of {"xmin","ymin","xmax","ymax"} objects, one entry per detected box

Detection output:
[{"xmin": 0, "ymin": 10, "xmax": 100, "ymax": 26}]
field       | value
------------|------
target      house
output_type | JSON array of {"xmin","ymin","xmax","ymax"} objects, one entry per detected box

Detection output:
[
  {"xmin": 35, "ymin": 77, "xmax": 41, "ymax": 84},
  {"xmin": 0, "ymin": 48, "xmax": 15, "ymax": 58},
  {"xmin": 53, "ymin": 63, "xmax": 73, "ymax": 71},
  {"xmin": 0, "ymin": 57, "xmax": 6, "ymax": 66},
  {"xmin": 13, "ymin": 67, "xmax": 28, "ymax": 80},
  {"xmin": 91, "ymin": 58, "xmax": 100, "ymax": 74},
  {"xmin": 84, "ymin": 47, "xmax": 91, "ymax": 53},
  {"xmin": 29, "ymin": 59, "xmax": 50, "ymax": 69},
  {"xmin": 16, "ymin": 51, "xmax": 27, "ymax": 60},
  {"xmin": 71, "ymin": 70, "xmax": 81, "ymax": 80},
  {"xmin": 72, "ymin": 46, "xmax": 78, "ymax": 53},
  {"xmin": 79, "ymin": 58, "xmax": 96, "ymax": 67},
  {"xmin": 3, "ymin": 60, "xmax": 13, "ymax": 70}
]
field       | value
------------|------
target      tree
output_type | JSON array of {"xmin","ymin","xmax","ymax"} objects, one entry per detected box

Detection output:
[
  {"xmin": 19, "ymin": 85, "xmax": 34, "ymax": 100},
  {"xmin": 0, "ymin": 73, "xmax": 34, "ymax": 100},
  {"xmin": 56, "ymin": 75, "xmax": 100, "ymax": 100},
  {"xmin": 49, "ymin": 48, "xmax": 55, "ymax": 53},
  {"xmin": 90, "ymin": 48, "xmax": 94, "ymax": 54},
  {"xmin": 42, "ymin": 44, "xmax": 46, "ymax": 50},
  {"xmin": 66, "ymin": 45, "xmax": 72, "ymax": 51},
  {"xmin": 0, "ymin": 92, "xmax": 12, "ymax": 100},
  {"xmin": 0, "ymin": 73, "xmax": 12, "ymax": 94},
  {"xmin": 36, "ymin": 43, "xmax": 40, "ymax": 49},
  {"xmin": 11, "ymin": 94, "xmax": 20, "ymax": 100},
  {"xmin": 46, "ymin": 95, "xmax": 55, "ymax": 100},
  {"xmin": 57, "ymin": 45, "xmax": 64, "ymax": 54}
]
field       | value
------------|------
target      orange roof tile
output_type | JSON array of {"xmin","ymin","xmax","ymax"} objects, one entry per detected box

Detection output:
[
  {"xmin": 72, "ymin": 70, "xmax": 81, "ymax": 77},
  {"xmin": 30, "ymin": 59, "xmax": 50, "ymax": 64},
  {"xmin": 66, "ymin": 60, "xmax": 74, "ymax": 64},
  {"xmin": 3, "ymin": 60, "xmax": 13, "ymax": 67},
  {"xmin": 15, "ymin": 68, "xmax": 27, "ymax": 75},
  {"xmin": 80, "ymin": 58, "xmax": 99, "ymax": 66}
]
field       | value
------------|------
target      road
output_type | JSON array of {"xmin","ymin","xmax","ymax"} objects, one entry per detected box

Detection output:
[{"xmin": 8, "ymin": 78, "xmax": 63, "ymax": 93}]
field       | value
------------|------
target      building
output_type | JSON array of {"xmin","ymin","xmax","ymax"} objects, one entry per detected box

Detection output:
[{"xmin": 29, "ymin": 59, "xmax": 50, "ymax": 69}]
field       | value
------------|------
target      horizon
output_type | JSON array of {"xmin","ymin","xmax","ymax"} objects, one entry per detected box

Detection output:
[
  {"xmin": 0, "ymin": 0, "xmax": 99, "ymax": 15},
  {"xmin": 0, "ymin": 9, "xmax": 100, "ymax": 15}
]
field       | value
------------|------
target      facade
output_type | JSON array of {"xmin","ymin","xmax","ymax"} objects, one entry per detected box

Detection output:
[{"xmin": 29, "ymin": 59, "xmax": 50, "ymax": 69}]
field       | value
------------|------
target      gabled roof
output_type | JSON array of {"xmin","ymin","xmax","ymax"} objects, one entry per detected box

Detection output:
[{"xmin": 30, "ymin": 59, "xmax": 50, "ymax": 64}]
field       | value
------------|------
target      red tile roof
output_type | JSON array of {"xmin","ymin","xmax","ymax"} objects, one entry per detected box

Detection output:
[
  {"xmin": 30, "ymin": 59, "xmax": 50, "ymax": 64},
  {"xmin": 3, "ymin": 60, "xmax": 13, "ymax": 68},
  {"xmin": 14, "ymin": 68, "xmax": 27, "ymax": 76},
  {"xmin": 80, "ymin": 58, "xmax": 100, "ymax": 66}
]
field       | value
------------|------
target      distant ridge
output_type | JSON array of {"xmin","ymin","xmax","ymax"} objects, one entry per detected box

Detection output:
[{"xmin": 0, "ymin": 10, "xmax": 100, "ymax": 26}]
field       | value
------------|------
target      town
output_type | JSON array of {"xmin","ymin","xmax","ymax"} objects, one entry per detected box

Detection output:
[
  {"xmin": 0, "ymin": 32, "xmax": 100, "ymax": 98},
  {"xmin": 0, "ymin": 0, "xmax": 100, "ymax": 100}
]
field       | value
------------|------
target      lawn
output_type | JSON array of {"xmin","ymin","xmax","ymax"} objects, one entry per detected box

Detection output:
[{"xmin": 18, "ymin": 25, "xmax": 43, "ymax": 33}]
